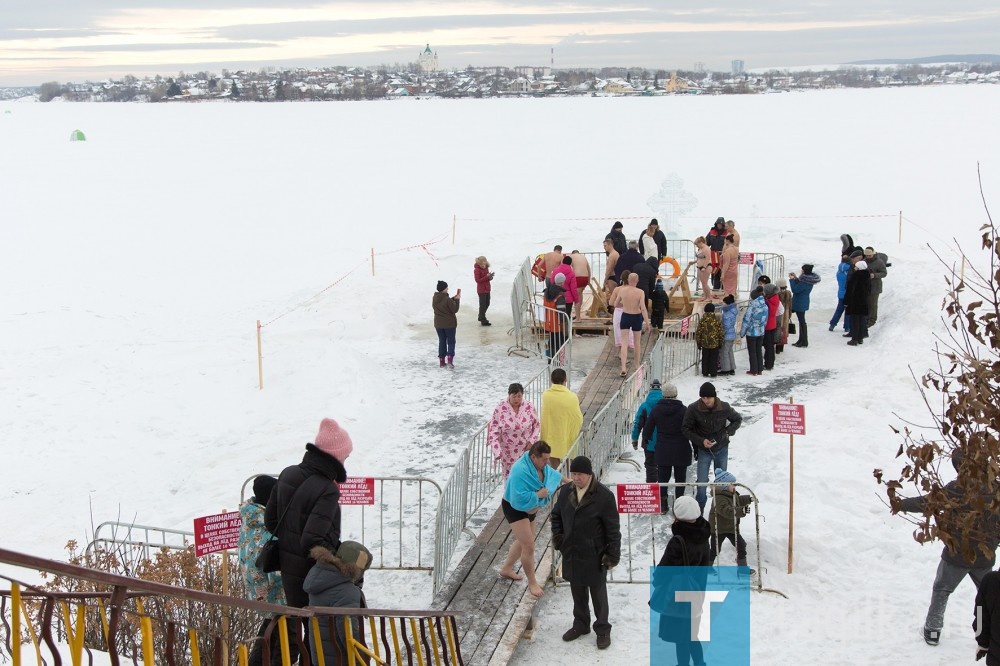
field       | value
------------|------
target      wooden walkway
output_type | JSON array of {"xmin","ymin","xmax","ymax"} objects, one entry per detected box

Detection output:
[{"xmin": 433, "ymin": 330, "xmax": 658, "ymax": 665}]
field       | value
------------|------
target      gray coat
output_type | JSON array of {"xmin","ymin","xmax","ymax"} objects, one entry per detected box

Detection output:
[
  {"xmin": 550, "ymin": 478, "xmax": 622, "ymax": 587},
  {"xmin": 303, "ymin": 546, "xmax": 367, "ymax": 665},
  {"xmin": 866, "ymin": 254, "xmax": 887, "ymax": 294},
  {"xmin": 897, "ymin": 481, "xmax": 1000, "ymax": 568},
  {"xmin": 681, "ymin": 399, "xmax": 742, "ymax": 454}
]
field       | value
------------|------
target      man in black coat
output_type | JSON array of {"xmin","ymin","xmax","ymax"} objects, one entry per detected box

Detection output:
[
  {"xmin": 265, "ymin": 418, "xmax": 353, "ymax": 609},
  {"xmin": 631, "ymin": 256, "xmax": 659, "ymax": 302},
  {"xmin": 607, "ymin": 221, "xmax": 627, "ymax": 256},
  {"xmin": 975, "ymin": 571, "xmax": 1000, "ymax": 665},
  {"xmin": 614, "ymin": 240, "xmax": 645, "ymax": 279},
  {"xmin": 844, "ymin": 252, "xmax": 871, "ymax": 346},
  {"xmin": 551, "ymin": 456, "xmax": 622, "ymax": 651}
]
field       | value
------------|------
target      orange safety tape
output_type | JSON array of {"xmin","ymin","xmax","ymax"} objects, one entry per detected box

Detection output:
[
  {"xmin": 456, "ymin": 215, "xmax": 648, "ymax": 222},
  {"xmin": 261, "ymin": 231, "xmax": 450, "ymax": 328},
  {"xmin": 260, "ymin": 260, "xmax": 367, "ymax": 328}
]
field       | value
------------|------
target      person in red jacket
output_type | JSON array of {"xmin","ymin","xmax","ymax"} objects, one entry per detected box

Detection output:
[
  {"xmin": 474, "ymin": 256, "xmax": 495, "ymax": 326},
  {"xmin": 762, "ymin": 283, "xmax": 780, "ymax": 370}
]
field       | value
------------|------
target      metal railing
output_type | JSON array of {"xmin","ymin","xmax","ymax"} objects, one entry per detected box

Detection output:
[
  {"xmin": 739, "ymin": 252, "xmax": 785, "ymax": 294},
  {"xmin": 88, "ymin": 476, "xmax": 442, "ymax": 577},
  {"xmin": 508, "ymin": 256, "xmax": 542, "ymax": 357},
  {"xmin": 551, "ymin": 482, "xmax": 785, "ymax": 598},
  {"xmin": 87, "ymin": 523, "xmax": 194, "ymax": 560},
  {"xmin": 0, "ymin": 547, "xmax": 464, "ymax": 666}
]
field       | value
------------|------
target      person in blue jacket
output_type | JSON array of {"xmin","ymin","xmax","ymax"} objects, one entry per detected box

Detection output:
[
  {"xmin": 498, "ymin": 441, "xmax": 564, "ymax": 597},
  {"xmin": 719, "ymin": 295, "xmax": 739, "ymax": 375},
  {"xmin": 829, "ymin": 253, "xmax": 852, "ymax": 333},
  {"xmin": 740, "ymin": 288, "xmax": 768, "ymax": 376},
  {"xmin": 789, "ymin": 264, "xmax": 821, "ymax": 347},
  {"xmin": 631, "ymin": 379, "xmax": 664, "ymax": 483}
]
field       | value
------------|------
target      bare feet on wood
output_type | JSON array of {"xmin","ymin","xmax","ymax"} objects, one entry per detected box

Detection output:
[
  {"xmin": 529, "ymin": 582, "xmax": 544, "ymax": 597},
  {"xmin": 499, "ymin": 569, "xmax": 524, "ymax": 581}
]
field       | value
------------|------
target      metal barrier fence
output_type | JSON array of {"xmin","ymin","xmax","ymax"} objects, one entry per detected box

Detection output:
[
  {"xmin": 239, "ymin": 475, "xmax": 441, "ymax": 573},
  {"xmin": 87, "ymin": 523, "xmax": 194, "ymax": 561},
  {"xmin": 0, "ymin": 547, "xmax": 464, "ymax": 666},
  {"xmin": 739, "ymin": 252, "xmax": 785, "ymax": 295},
  {"xmin": 508, "ymin": 256, "xmax": 542, "ymax": 357},
  {"xmin": 87, "ymin": 476, "xmax": 441, "ymax": 576},
  {"xmin": 551, "ymin": 482, "xmax": 785, "ymax": 597},
  {"xmin": 660, "ymin": 313, "xmax": 702, "ymax": 378}
]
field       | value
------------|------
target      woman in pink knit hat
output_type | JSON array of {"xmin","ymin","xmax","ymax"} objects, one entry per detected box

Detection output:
[{"xmin": 265, "ymin": 418, "xmax": 353, "ymax": 613}]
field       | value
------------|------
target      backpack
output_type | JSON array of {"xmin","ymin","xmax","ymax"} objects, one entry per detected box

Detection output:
[{"xmin": 877, "ymin": 252, "xmax": 890, "ymax": 274}]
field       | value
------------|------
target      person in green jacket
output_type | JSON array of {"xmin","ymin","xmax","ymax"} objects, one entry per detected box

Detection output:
[
  {"xmin": 695, "ymin": 303, "xmax": 723, "ymax": 377},
  {"xmin": 709, "ymin": 469, "xmax": 754, "ymax": 574}
]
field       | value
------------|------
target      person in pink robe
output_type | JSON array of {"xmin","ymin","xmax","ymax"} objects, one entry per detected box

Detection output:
[{"xmin": 487, "ymin": 383, "xmax": 541, "ymax": 477}]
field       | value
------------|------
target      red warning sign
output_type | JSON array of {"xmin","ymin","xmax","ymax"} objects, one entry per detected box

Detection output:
[
  {"xmin": 338, "ymin": 477, "xmax": 376, "ymax": 505},
  {"xmin": 193, "ymin": 511, "xmax": 241, "ymax": 556},
  {"xmin": 772, "ymin": 403, "xmax": 806, "ymax": 435}
]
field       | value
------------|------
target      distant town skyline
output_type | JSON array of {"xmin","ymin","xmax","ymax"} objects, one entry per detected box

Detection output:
[{"xmin": 2, "ymin": 1, "xmax": 1000, "ymax": 86}]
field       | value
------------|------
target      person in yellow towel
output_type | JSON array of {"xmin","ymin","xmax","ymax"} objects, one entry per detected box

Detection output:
[{"xmin": 540, "ymin": 367, "xmax": 583, "ymax": 469}]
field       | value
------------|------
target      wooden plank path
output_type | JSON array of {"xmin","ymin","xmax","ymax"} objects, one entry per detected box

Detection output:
[{"xmin": 433, "ymin": 330, "xmax": 658, "ymax": 665}]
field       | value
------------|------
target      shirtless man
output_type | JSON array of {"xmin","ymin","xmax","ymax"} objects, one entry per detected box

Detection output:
[
  {"xmin": 543, "ymin": 245, "xmax": 564, "ymax": 278},
  {"xmin": 613, "ymin": 273, "xmax": 650, "ymax": 376},
  {"xmin": 569, "ymin": 250, "xmax": 591, "ymax": 319},
  {"xmin": 603, "ymin": 238, "xmax": 620, "ymax": 283}
]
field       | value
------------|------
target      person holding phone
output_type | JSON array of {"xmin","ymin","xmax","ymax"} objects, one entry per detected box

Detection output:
[{"xmin": 433, "ymin": 281, "xmax": 461, "ymax": 367}]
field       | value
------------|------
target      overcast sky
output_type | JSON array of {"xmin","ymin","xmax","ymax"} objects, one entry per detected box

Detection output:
[{"xmin": 2, "ymin": 1, "xmax": 999, "ymax": 85}]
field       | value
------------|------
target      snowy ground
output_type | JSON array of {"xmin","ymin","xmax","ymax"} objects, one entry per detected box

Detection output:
[{"xmin": 2, "ymin": 86, "xmax": 999, "ymax": 664}]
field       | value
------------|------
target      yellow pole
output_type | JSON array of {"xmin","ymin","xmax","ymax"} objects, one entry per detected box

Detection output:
[
  {"xmin": 277, "ymin": 616, "xmax": 291, "ymax": 666},
  {"xmin": 12, "ymin": 583, "xmax": 20, "ymax": 666},
  {"xmin": 189, "ymin": 629, "xmax": 201, "ymax": 665},
  {"xmin": 221, "ymin": 551, "xmax": 230, "ymax": 666},
  {"xmin": 311, "ymin": 618, "xmax": 326, "ymax": 666},
  {"xmin": 452, "ymin": 215, "xmax": 457, "ymax": 245},
  {"xmin": 256, "ymin": 321, "xmax": 264, "ymax": 391},
  {"xmin": 371, "ymin": 248, "xmax": 376, "ymax": 276},
  {"xmin": 898, "ymin": 210, "xmax": 902, "ymax": 244},
  {"xmin": 788, "ymin": 396, "xmax": 795, "ymax": 574}
]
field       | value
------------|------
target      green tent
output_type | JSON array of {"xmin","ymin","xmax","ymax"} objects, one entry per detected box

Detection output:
[{"xmin": 69, "ymin": 129, "xmax": 86, "ymax": 141}]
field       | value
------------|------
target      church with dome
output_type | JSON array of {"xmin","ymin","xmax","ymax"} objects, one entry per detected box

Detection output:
[{"xmin": 418, "ymin": 44, "xmax": 438, "ymax": 72}]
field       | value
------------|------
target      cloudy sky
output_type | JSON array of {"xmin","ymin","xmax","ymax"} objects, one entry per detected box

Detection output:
[{"xmin": 2, "ymin": 1, "xmax": 999, "ymax": 85}]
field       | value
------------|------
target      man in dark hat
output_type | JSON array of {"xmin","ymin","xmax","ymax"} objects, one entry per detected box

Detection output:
[
  {"xmin": 607, "ymin": 221, "xmax": 627, "ymax": 256},
  {"xmin": 551, "ymin": 456, "xmax": 621, "ymax": 650},
  {"xmin": 682, "ymin": 382, "xmax": 742, "ymax": 512}
]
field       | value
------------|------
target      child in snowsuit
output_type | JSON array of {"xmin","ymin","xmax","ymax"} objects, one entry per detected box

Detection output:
[
  {"xmin": 709, "ymin": 469, "xmax": 754, "ymax": 573},
  {"xmin": 695, "ymin": 303, "xmax": 723, "ymax": 377}
]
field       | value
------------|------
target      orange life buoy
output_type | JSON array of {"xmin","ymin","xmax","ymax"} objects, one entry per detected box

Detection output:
[{"xmin": 659, "ymin": 256, "xmax": 681, "ymax": 278}]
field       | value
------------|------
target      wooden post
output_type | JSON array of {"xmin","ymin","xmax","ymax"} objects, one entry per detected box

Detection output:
[
  {"xmin": 898, "ymin": 210, "xmax": 903, "ymax": 244},
  {"xmin": 221, "ymin": 550, "xmax": 230, "ymax": 666},
  {"xmin": 452, "ymin": 214, "xmax": 457, "ymax": 245},
  {"xmin": 256, "ymin": 321, "xmax": 263, "ymax": 391},
  {"xmin": 961, "ymin": 255, "xmax": 966, "ymax": 285},
  {"xmin": 788, "ymin": 396, "xmax": 794, "ymax": 574},
  {"xmin": 371, "ymin": 248, "xmax": 375, "ymax": 276}
]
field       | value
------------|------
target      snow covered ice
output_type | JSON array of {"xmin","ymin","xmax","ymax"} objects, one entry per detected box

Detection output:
[{"xmin": 2, "ymin": 85, "xmax": 1000, "ymax": 664}]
